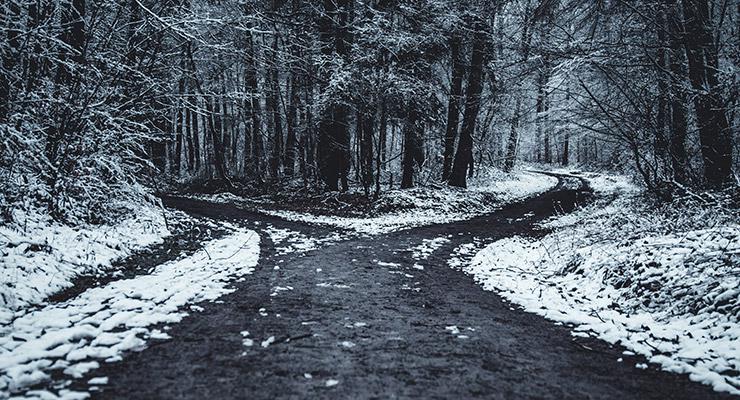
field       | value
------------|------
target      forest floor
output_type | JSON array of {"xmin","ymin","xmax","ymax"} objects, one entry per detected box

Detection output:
[{"xmin": 1, "ymin": 171, "xmax": 735, "ymax": 399}]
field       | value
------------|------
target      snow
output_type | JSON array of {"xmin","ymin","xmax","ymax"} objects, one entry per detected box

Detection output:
[
  {"xmin": 265, "ymin": 225, "xmax": 340, "ymax": 255},
  {"xmin": 261, "ymin": 336, "xmax": 276, "ymax": 348},
  {"xmin": 208, "ymin": 170, "xmax": 557, "ymax": 236},
  {"xmin": 0, "ymin": 205, "xmax": 179, "ymax": 319},
  {"xmin": 86, "ymin": 377, "xmax": 108, "ymax": 385},
  {"xmin": 411, "ymin": 237, "xmax": 450, "ymax": 260},
  {"xmin": 0, "ymin": 227, "xmax": 260, "ymax": 398},
  {"xmin": 465, "ymin": 172, "xmax": 740, "ymax": 395}
]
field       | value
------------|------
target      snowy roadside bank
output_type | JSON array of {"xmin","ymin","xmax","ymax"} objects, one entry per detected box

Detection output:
[
  {"xmin": 200, "ymin": 170, "xmax": 558, "ymax": 235},
  {"xmin": 0, "ymin": 205, "xmax": 197, "ymax": 325},
  {"xmin": 465, "ymin": 172, "xmax": 740, "ymax": 395},
  {"xmin": 0, "ymin": 227, "xmax": 260, "ymax": 399}
]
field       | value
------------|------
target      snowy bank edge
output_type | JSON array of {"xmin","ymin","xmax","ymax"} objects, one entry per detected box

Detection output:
[
  {"xmin": 463, "ymin": 173, "xmax": 739, "ymax": 396},
  {"xmin": 0, "ymin": 227, "xmax": 260, "ymax": 398},
  {"xmin": 259, "ymin": 171, "xmax": 559, "ymax": 235}
]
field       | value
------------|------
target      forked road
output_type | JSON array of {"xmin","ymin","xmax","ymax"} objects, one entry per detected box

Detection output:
[{"xmin": 88, "ymin": 176, "xmax": 730, "ymax": 399}]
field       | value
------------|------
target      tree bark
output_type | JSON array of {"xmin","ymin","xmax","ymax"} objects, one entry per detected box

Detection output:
[
  {"xmin": 401, "ymin": 106, "xmax": 423, "ymax": 189},
  {"xmin": 667, "ymin": 0, "xmax": 689, "ymax": 185},
  {"xmin": 266, "ymin": 36, "xmax": 283, "ymax": 180},
  {"xmin": 681, "ymin": 0, "xmax": 734, "ymax": 188},
  {"xmin": 317, "ymin": 0, "xmax": 352, "ymax": 191},
  {"xmin": 442, "ymin": 33, "xmax": 465, "ymax": 181},
  {"xmin": 285, "ymin": 74, "xmax": 299, "ymax": 177},
  {"xmin": 359, "ymin": 109, "xmax": 374, "ymax": 196},
  {"xmin": 655, "ymin": 6, "xmax": 670, "ymax": 176},
  {"xmin": 535, "ymin": 58, "xmax": 550, "ymax": 164},
  {"xmin": 449, "ymin": 19, "xmax": 487, "ymax": 188},
  {"xmin": 374, "ymin": 101, "xmax": 387, "ymax": 198},
  {"xmin": 0, "ymin": 1, "xmax": 21, "ymax": 121}
]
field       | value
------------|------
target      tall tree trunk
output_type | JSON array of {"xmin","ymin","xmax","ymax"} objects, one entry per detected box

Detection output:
[
  {"xmin": 681, "ymin": 0, "xmax": 734, "ymax": 187},
  {"xmin": 655, "ymin": 5, "xmax": 671, "ymax": 177},
  {"xmin": 535, "ymin": 59, "xmax": 550, "ymax": 164},
  {"xmin": 449, "ymin": 19, "xmax": 488, "ymax": 188},
  {"xmin": 266, "ymin": 35, "xmax": 283, "ymax": 180},
  {"xmin": 359, "ymin": 109, "xmax": 374, "ymax": 196},
  {"xmin": 0, "ymin": 1, "xmax": 21, "ymax": 121},
  {"xmin": 317, "ymin": 0, "xmax": 352, "ymax": 191},
  {"xmin": 175, "ymin": 76, "xmax": 185, "ymax": 175},
  {"xmin": 208, "ymin": 94, "xmax": 230, "ymax": 183},
  {"xmin": 304, "ymin": 81, "xmax": 316, "ymax": 182},
  {"xmin": 374, "ymin": 101, "xmax": 387, "ymax": 198},
  {"xmin": 667, "ymin": 0, "xmax": 689, "ymax": 185},
  {"xmin": 243, "ymin": 30, "xmax": 263, "ymax": 181},
  {"xmin": 504, "ymin": 3, "xmax": 537, "ymax": 172},
  {"xmin": 285, "ymin": 74, "xmax": 299, "ymax": 177},
  {"xmin": 442, "ymin": 33, "xmax": 464, "ymax": 181},
  {"xmin": 191, "ymin": 95, "xmax": 201, "ymax": 173},
  {"xmin": 401, "ymin": 106, "xmax": 423, "ymax": 189}
]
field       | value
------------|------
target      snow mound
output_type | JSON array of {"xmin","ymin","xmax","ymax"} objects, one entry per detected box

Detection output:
[
  {"xmin": 0, "ymin": 205, "xmax": 176, "ymax": 317},
  {"xmin": 466, "ymin": 185, "xmax": 740, "ymax": 395},
  {"xmin": 0, "ymin": 227, "xmax": 260, "ymax": 398}
]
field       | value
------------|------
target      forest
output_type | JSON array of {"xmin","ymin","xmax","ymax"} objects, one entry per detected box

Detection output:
[
  {"xmin": 1, "ymin": 0, "xmax": 737, "ymax": 223},
  {"xmin": 1, "ymin": 0, "xmax": 739, "ymax": 399}
]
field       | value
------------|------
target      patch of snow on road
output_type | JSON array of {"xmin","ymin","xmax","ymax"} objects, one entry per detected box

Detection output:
[
  {"xmin": 376, "ymin": 261, "xmax": 401, "ymax": 268},
  {"xmin": 411, "ymin": 237, "xmax": 451, "ymax": 260},
  {"xmin": 265, "ymin": 226, "xmax": 340, "ymax": 255},
  {"xmin": 0, "ymin": 227, "xmax": 260, "ymax": 398},
  {"xmin": 466, "ymin": 185, "xmax": 740, "ymax": 395},
  {"xmin": 447, "ymin": 240, "xmax": 483, "ymax": 269}
]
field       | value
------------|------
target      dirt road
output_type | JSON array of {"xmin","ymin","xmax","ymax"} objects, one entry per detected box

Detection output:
[{"xmin": 87, "ymin": 176, "xmax": 730, "ymax": 399}]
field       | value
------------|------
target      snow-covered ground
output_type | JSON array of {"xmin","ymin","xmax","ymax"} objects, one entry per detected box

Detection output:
[
  {"xmin": 258, "ymin": 171, "xmax": 557, "ymax": 235},
  {"xmin": 465, "ymin": 172, "xmax": 740, "ymax": 395},
  {"xmin": 0, "ymin": 205, "xmax": 191, "ymax": 324},
  {"xmin": 0, "ymin": 226, "xmax": 260, "ymax": 399}
]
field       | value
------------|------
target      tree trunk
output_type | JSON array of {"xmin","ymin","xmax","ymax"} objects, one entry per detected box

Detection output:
[
  {"xmin": 375, "ymin": 101, "xmax": 387, "ymax": 198},
  {"xmin": 667, "ymin": 0, "xmax": 689, "ymax": 185},
  {"xmin": 401, "ymin": 106, "xmax": 423, "ymax": 189},
  {"xmin": 681, "ymin": 0, "xmax": 734, "ymax": 188},
  {"xmin": 442, "ymin": 33, "xmax": 464, "ymax": 181},
  {"xmin": 0, "ymin": 1, "xmax": 21, "ymax": 121},
  {"xmin": 207, "ymin": 94, "xmax": 230, "ymax": 184},
  {"xmin": 285, "ymin": 73, "xmax": 299, "ymax": 177},
  {"xmin": 655, "ymin": 6, "xmax": 670, "ymax": 177},
  {"xmin": 449, "ymin": 19, "xmax": 487, "ymax": 188},
  {"xmin": 503, "ymin": 4, "xmax": 537, "ymax": 172},
  {"xmin": 535, "ymin": 58, "xmax": 551, "ymax": 164},
  {"xmin": 317, "ymin": 0, "xmax": 352, "ymax": 191},
  {"xmin": 192, "ymin": 96, "xmax": 201, "ymax": 173},
  {"xmin": 175, "ymin": 77, "xmax": 185, "ymax": 175},
  {"xmin": 359, "ymin": 109, "xmax": 374, "ymax": 196},
  {"xmin": 243, "ymin": 32, "xmax": 263, "ymax": 181}
]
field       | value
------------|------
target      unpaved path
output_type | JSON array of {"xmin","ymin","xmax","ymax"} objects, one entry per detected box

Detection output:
[{"xmin": 87, "ymin": 176, "xmax": 730, "ymax": 399}]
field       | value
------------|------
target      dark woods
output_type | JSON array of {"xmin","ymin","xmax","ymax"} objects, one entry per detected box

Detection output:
[{"xmin": 0, "ymin": 0, "xmax": 738, "ymax": 222}]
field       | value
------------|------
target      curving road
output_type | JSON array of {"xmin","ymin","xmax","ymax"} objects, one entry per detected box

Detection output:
[{"xmin": 85, "ymin": 176, "xmax": 731, "ymax": 399}]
